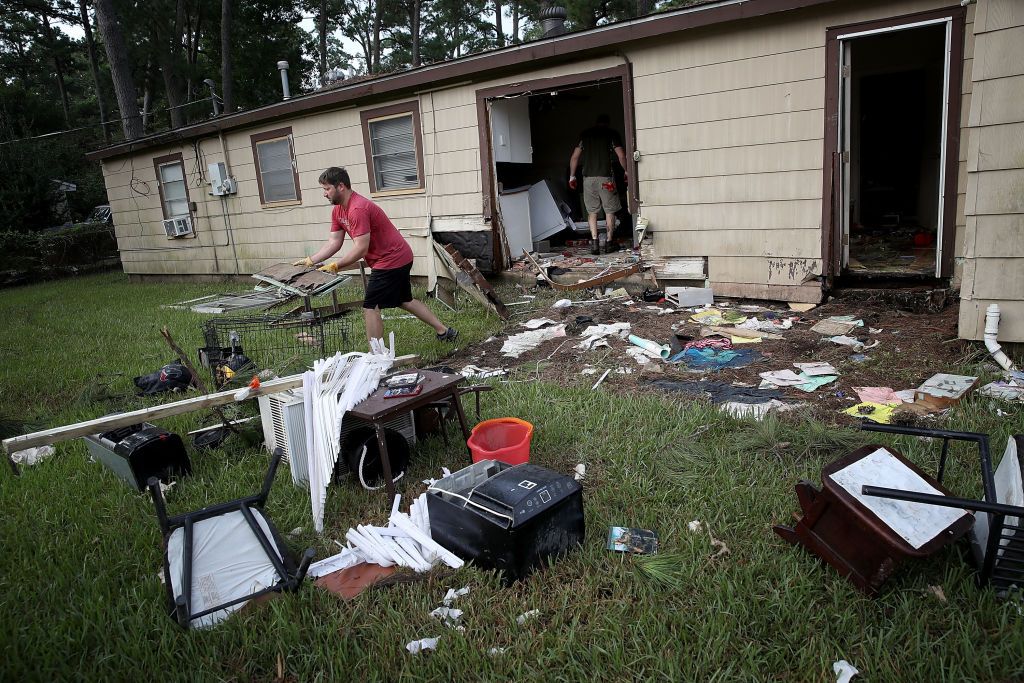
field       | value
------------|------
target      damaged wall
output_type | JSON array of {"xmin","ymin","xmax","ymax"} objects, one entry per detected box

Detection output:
[
  {"xmin": 958, "ymin": 0, "xmax": 1024, "ymax": 342},
  {"xmin": 626, "ymin": 0, "xmax": 974, "ymax": 302}
]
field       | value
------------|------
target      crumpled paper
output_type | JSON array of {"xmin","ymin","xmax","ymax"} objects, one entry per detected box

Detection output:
[
  {"xmin": 9, "ymin": 445, "xmax": 55, "ymax": 466},
  {"xmin": 406, "ymin": 637, "xmax": 439, "ymax": 654},
  {"xmin": 501, "ymin": 324, "xmax": 567, "ymax": 357}
]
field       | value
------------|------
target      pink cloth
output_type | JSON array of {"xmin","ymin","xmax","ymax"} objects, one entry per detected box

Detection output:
[
  {"xmin": 331, "ymin": 192, "xmax": 413, "ymax": 269},
  {"xmin": 853, "ymin": 387, "xmax": 904, "ymax": 404},
  {"xmin": 684, "ymin": 338, "xmax": 733, "ymax": 351}
]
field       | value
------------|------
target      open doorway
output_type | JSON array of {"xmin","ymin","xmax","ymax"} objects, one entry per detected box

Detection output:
[
  {"xmin": 480, "ymin": 71, "xmax": 632, "ymax": 265},
  {"xmin": 826, "ymin": 9, "xmax": 964, "ymax": 282}
]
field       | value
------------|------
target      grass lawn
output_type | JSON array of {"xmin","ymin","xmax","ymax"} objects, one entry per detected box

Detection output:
[{"xmin": 1, "ymin": 272, "xmax": 1022, "ymax": 682}]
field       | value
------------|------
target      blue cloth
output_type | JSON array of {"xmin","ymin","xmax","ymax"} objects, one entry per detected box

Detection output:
[{"xmin": 671, "ymin": 347, "xmax": 761, "ymax": 370}]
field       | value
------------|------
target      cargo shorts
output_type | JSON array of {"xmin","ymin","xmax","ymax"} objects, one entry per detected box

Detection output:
[{"xmin": 583, "ymin": 176, "xmax": 622, "ymax": 215}]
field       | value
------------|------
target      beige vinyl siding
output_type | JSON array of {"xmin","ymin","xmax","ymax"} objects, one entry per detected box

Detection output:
[
  {"xmin": 628, "ymin": 0, "xmax": 974, "ymax": 298},
  {"xmin": 958, "ymin": 0, "xmax": 1024, "ymax": 341},
  {"xmin": 100, "ymin": 54, "xmax": 627, "ymax": 277}
]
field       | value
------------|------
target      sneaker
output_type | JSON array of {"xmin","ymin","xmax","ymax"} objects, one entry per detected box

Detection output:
[
  {"xmin": 436, "ymin": 327, "xmax": 459, "ymax": 343},
  {"xmin": 590, "ymin": 239, "xmax": 601, "ymax": 255}
]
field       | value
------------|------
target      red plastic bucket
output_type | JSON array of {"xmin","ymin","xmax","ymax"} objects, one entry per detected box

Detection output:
[{"xmin": 467, "ymin": 418, "xmax": 534, "ymax": 466}]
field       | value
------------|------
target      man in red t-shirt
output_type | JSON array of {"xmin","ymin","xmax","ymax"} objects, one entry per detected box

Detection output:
[{"xmin": 292, "ymin": 166, "xmax": 457, "ymax": 345}]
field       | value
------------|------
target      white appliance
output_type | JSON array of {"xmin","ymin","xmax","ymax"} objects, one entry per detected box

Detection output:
[
  {"xmin": 162, "ymin": 215, "xmax": 194, "ymax": 237},
  {"xmin": 258, "ymin": 388, "xmax": 416, "ymax": 487}
]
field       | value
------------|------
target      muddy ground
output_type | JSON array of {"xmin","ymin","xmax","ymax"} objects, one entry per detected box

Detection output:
[{"xmin": 440, "ymin": 287, "xmax": 979, "ymax": 425}]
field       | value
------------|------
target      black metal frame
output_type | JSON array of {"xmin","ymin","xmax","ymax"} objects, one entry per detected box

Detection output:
[
  {"xmin": 860, "ymin": 424, "xmax": 1024, "ymax": 592},
  {"xmin": 148, "ymin": 448, "xmax": 315, "ymax": 628}
]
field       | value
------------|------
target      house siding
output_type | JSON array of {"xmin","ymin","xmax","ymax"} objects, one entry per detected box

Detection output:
[
  {"xmin": 958, "ymin": 0, "xmax": 1024, "ymax": 341},
  {"xmin": 627, "ymin": 0, "xmax": 974, "ymax": 299},
  {"xmin": 99, "ymin": 0, "xmax": 984, "ymax": 311}
]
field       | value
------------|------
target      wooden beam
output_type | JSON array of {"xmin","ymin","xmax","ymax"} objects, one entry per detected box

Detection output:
[{"xmin": 3, "ymin": 354, "xmax": 419, "ymax": 457}]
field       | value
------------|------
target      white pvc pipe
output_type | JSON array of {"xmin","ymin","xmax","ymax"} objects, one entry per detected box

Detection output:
[
  {"xmin": 628, "ymin": 334, "xmax": 670, "ymax": 359},
  {"xmin": 984, "ymin": 304, "xmax": 1016, "ymax": 371}
]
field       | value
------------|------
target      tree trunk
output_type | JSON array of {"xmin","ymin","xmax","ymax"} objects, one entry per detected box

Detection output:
[
  {"xmin": 221, "ymin": 0, "xmax": 233, "ymax": 112},
  {"xmin": 410, "ymin": 0, "xmax": 421, "ymax": 67},
  {"xmin": 157, "ymin": 0, "xmax": 188, "ymax": 129},
  {"xmin": 79, "ymin": 0, "xmax": 111, "ymax": 142},
  {"xmin": 635, "ymin": 0, "xmax": 652, "ymax": 16},
  {"xmin": 317, "ymin": 0, "xmax": 327, "ymax": 83},
  {"xmin": 512, "ymin": 1, "xmax": 519, "ymax": 44},
  {"xmin": 494, "ymin": 0, "xmax": 504, "ymax": 47},
  {"xmin": 40, "ymin": 13, "xmax": 71, "ymax": 127},
  {"xmin": 371, "ymin": 1, "xmax": 381, "ymax": 73},
  {"xmin": 94, "ymin": 0, "xmax": 143, "ymax": 139}
]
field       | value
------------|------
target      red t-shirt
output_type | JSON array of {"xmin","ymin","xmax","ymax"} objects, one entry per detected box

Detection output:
[{"xmin": 330, "ymin": 192, "xmax": 414, "ymax": 270}]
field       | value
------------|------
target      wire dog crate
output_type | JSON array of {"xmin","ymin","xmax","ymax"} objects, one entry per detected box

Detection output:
[{"xmin": 200, "ymin": 311, "xmax": 354, "ymax": 383}]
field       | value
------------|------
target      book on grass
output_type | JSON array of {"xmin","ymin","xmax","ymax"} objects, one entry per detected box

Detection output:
[{"xmin": 607, "ymin": 527, "xmax": 658, "ymax": 554}]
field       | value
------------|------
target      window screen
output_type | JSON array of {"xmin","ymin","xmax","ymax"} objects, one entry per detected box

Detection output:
[
  {"xmin": 158, "ymin": 162, "xmax": 189, "ymax": 218},
  {"xmin": 368, "ymin": 115, "xmax": 419, "ymax": 191},
  {"xmin": 256, "ymin": 137, "xmax": 298, "ymax": 203}
]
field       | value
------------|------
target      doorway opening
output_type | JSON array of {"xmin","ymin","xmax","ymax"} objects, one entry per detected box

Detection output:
[
  {"xmin": 835, "ymin": 19, "xmax": 956, "ymax": 280},
  {"xmin": 484, "ymin": 76, "xmax": 630, "ymax": 264}
]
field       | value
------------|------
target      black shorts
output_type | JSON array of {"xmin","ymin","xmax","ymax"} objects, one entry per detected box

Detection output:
[{"xmin": 362, "ymin": 261, "xmax": 414, "ymax": 310}]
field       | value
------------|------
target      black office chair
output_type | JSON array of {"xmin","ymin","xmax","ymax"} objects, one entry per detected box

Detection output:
[{"xmin": 148, "ymin": 448, "xmax": 315, "ymax": 628}]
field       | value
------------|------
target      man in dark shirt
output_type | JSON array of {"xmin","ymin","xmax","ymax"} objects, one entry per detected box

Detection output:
[{"xmin": 568, "ymin": 114, "xmax": 629, "ymax": 254}]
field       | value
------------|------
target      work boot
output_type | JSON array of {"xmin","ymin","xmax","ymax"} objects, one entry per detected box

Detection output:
[
  {"xmin": 604, "ymin": 240, "xmax": 621, "ymax": 254},
  {"xmin": 590, "ymin": 239, "xmax": 600, "ymax": 255},
  {"xmin": 436, "ymin": 327, "xmax": 459, "ymax": 343}
]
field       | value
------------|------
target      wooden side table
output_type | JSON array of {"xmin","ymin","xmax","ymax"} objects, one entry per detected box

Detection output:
[{"xmin": 348, "ymin": 370, "xmax": 471, "ymax": 506}]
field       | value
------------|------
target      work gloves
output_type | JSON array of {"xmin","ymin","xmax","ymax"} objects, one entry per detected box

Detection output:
[
  {"xmin": 292, "ymin": 256, "xmax": 314, "ymax": 268},
  {"xmin": 318, "ymin": 262, "xmax": 341, "ymax": 274},
  {"xmin": 568, "ymin": 176, "xmax": 578, "ymax": 190}
]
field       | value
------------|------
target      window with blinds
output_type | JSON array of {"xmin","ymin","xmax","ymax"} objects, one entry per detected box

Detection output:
[
  {"xmin": 251, "ymin": 128, "xmax": 301, "ymax": 205},
  {"xmin": 368, "ymin": 114, "xmax": 420, "ymax": 191},
  {"xmin": 158, "ymin": 161, "xmax": 189, "ymax": 218}
]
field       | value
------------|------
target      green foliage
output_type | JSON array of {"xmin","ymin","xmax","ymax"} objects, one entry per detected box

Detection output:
[{"xmin": 0, "ymin": 222, "xmax": 116, "ymax": 269}]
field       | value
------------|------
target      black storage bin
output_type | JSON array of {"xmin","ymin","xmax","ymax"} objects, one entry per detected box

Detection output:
[
  {"xmin": 83, "ymin": 422, "xmax": 191, "ymax": 490},
  {"xmin": 427, "ymin": 460, "xmax": 584, "ymax": 582}
]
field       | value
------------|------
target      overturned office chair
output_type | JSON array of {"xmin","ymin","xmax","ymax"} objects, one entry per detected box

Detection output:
[{"xmin": 148, "ymin": 448, "xmax": 315, "ymax": 629}]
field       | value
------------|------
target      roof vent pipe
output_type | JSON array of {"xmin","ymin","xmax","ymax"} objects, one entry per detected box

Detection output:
[
  {"xmin": 277, "ymin": 61, "xmax": 291, "ymax": 100},
  {"xmin": 539, "ymin": 3, "xmax": 568, "ymax": 38},
  {"xmin": 984, "ymin": 303, "xmax": 1016, "ymax": 371}
]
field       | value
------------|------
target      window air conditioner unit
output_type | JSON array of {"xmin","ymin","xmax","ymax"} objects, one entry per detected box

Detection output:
[
  {"xmin": 163, "ymin": 215, "xmax": 193, "ymax": 238},
  {"xmin": 258, "ymin": 388, "xmax": 416, "ymax": 487}
]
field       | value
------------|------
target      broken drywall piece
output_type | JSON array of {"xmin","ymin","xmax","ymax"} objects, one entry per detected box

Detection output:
[
  {"xmin": 573, "ymin": 464, "xmax": 586, "ymax": 481},
  {"xmin": 406, "ymin": 637, "xmax": 439, "ymax": 654},
  {"xmin": 788, "ymin": 302, "xmax": 817, "ymax": 313},
  {"xmin": 664, "ymin": 286, "xmax": 713, "ymax": 307},
  {"xmin": 978, "ymin": 381, "xmax": 1024, "ymax": 401},
  {"xmin": 759, "ymin": 370, "xmax": 806, "ymax": 386},
  {"xmin": 721, "ymin": 399, "xmax": 798, "ymax": 420},
  {"xmin": 460, "ymin": 365, "xmax": 508, "ymax": 379},
  {"xmin": 520, "ymin": 318, "xmax": 558, "ymax": 330},
  {"xmin": 833, "ymin": 660, "xmax": 859, "ymax": 683}
]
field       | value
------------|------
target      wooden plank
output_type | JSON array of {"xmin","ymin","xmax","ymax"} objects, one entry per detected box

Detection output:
[
  {"xmin": 3, "ymin": 354, "xmax": 420, "ymax": 457},
  {"xmin": 433, "ymin": 241, "xmax": 509, "ymax": 318},
  {"xmin": 523, "ymin": 250, "xmax": 641, "ymax": 291}
]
